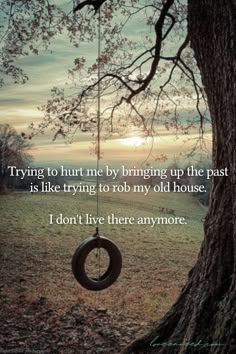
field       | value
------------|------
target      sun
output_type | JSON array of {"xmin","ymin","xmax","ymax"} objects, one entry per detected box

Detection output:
[
  {"xmin": 121, "ymin": 136, "xmax": 145, "ymax": 147},
  {"xmin": 120, "ymin": 136, "xmax": 160, "ymax": 147}
]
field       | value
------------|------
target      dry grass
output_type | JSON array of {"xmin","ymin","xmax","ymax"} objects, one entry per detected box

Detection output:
[{"xmin": 0, "ymin": 191, "xmax": 205, "ymax": 321}]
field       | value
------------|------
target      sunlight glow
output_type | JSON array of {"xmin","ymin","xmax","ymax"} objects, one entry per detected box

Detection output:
[
  {"xmin": 120, "ymin": 136, "xmax": 160, "ymax": 147},
  {"xmin": 121, "ymin": 136, "xmax": 145, "ymax": 146}
]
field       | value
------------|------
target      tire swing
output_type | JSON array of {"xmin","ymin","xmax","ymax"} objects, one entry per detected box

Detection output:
[
  {"xmin": 72, "ymin": 229, "xmax": 122, "ymax": 291},
  {"xmin": 71, "ymin": 8, "xmax": 122, "ymax": 291}
]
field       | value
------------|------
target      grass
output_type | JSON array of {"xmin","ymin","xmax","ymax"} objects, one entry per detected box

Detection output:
[{"xmin": 0, "ymin": 190, "xmax": 205, "ymax": 321}]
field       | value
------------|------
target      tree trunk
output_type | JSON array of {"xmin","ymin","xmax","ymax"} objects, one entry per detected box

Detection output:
[{"xmin": 123, "ymin": 1, "xmax": 236, "ymax": 353}]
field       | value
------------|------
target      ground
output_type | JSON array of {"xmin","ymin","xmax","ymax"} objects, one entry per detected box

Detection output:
[{"xmin": 0, "ymin": 190, "xmax": 205, "ymax": 353}]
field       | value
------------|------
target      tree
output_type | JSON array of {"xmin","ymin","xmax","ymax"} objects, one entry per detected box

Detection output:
[
  {"xmin": 0, "ymin": 124, "xmax": 32, "ymax": 192},
  {"xmin": 124, "ymin": 1, "xmax": 236, "ymax": 352},
  {"xmin": 1, "ymin": 0, "xmax": 235, "ymax": 353}
]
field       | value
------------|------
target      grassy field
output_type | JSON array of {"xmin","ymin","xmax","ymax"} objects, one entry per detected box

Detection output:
[{"xmin": 0, "ymin": 190, "xmax": 205, "ymax": 322}]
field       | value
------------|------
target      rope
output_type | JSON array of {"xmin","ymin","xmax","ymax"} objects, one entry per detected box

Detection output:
[
  {"xmin": 96, "ymin": 6, "xmax": 101, "ymax": 233},
  {"xmin": 96, "ymin": 7, "xmax": 102, "ymax": 281}
]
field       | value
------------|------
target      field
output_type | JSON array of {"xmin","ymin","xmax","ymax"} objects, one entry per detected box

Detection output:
[{"xmin": 0, "ymin": 190, "xmax": 206, "ymax": 353}]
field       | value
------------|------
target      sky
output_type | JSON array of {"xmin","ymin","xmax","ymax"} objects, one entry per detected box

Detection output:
[{"xmin": 0, "ymin": 1, "xmax": 212, "ymax": 168}]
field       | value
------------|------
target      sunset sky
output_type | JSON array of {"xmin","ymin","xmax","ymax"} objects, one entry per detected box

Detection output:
[{"xmin": 0, "ymin": 1, "xmax": 212, "ymax": 168}]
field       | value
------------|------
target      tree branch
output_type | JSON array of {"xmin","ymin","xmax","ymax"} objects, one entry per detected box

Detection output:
[
  {"xmin": 126, "ymin": 0, "xmax": 175, "ymax": 102},
  {"xmin": 73, "ymin": 0, "xmax": 107, "ymax": 13}
]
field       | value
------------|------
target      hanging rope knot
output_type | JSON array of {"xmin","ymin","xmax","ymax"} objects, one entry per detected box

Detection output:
[{"xmin": 93, "ymin": 226, "xmax": 100, "ymax": 238}]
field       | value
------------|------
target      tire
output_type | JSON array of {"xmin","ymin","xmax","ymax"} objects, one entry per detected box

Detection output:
[{"xmin": 72, "ymin": 236, "xmax": 122, "ymax": 291}]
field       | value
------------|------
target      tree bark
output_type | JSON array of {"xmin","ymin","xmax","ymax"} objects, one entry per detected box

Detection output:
[{"xmin": 123, "ymin": 1, "xmax": 236, "ymax": 353}]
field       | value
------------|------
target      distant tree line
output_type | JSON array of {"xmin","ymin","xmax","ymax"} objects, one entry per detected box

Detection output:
[
  {"xmin": 0, "ymin": 124, "xmax": 32, "ymax": 193},
  {"xmin": 0, "ymin": 124, "xmax": 65, "ymax": 193}
]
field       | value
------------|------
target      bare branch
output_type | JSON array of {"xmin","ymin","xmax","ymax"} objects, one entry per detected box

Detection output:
[
  {"xmin": 126, "ymin": 0, "xmax": 175, "ymax": 102},
  {"xmin": 74, "ymin": 0, "xmax": 107, "ymax": 13}
]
